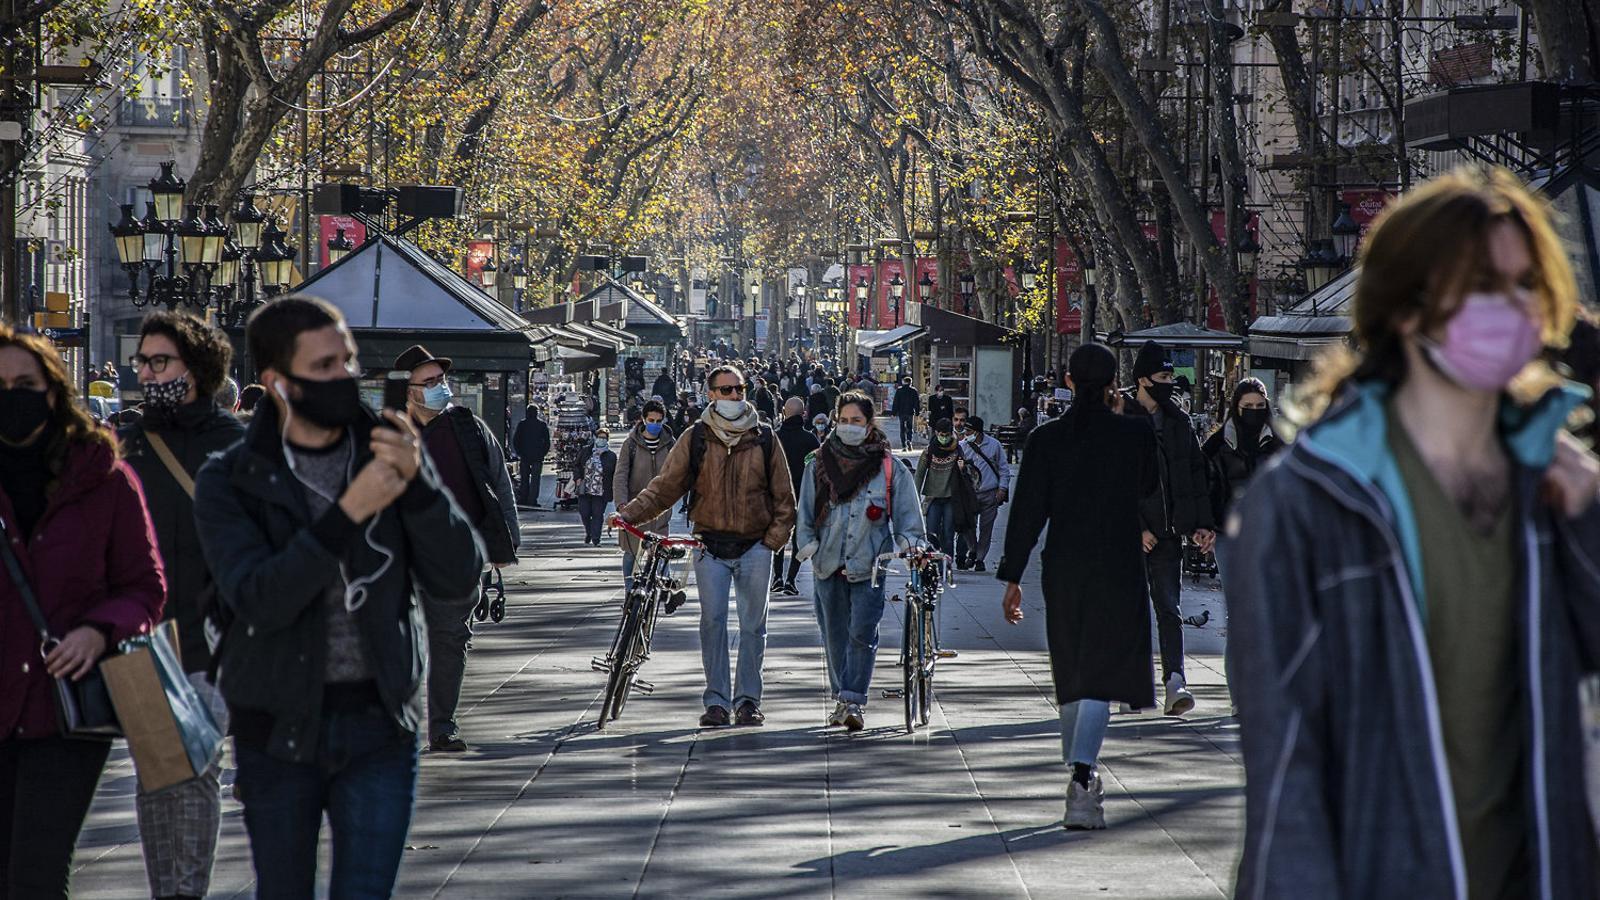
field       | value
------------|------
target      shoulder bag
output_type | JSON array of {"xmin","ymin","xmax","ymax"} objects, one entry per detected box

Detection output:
[{"xmin": 0, "ymin": 519, "xmax": 121, "ymax": 738}]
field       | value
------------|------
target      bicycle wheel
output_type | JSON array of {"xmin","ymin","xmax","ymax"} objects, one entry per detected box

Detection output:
[
  {"xmin": 918, "ymin": 603, "xmax": 936, "ymax": 726},
  {"xmin": 902, "ymin": 603, "xmax": 918, "ymax": 734},
  {"xmin": 598, "ymin": 597, "xmax": 643, "ymax": 729},
  {"xmin": 612, "ymin": 598, "xmax": 659, "ymax": 721}
]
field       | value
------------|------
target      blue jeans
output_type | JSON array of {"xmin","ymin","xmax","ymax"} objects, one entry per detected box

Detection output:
[
  {"xmin": 813, "ymin": 573, "xmax": 887, "ymax": 705},
  {"xmin": 235, "ymin": 705, "xmax": 419, "ymax": 899},
  {"xmin": 1060, "ymin": 700, "xmax": 1110, "ymax": 767},
  {"xmin": 924, "ymin": 498, "xmax": 955, "ymax": 554},
  {"xmin": 691, "ymin": 542, "xmax": 773, "ymax": 709}
]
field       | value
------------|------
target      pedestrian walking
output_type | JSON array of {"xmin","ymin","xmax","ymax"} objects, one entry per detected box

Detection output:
[
  {"xmin": 1124, "ymin": 340, "xmax": 1214, "ymax": 715},
  {"xmin": 807, "ymin": 383, "xmax": 830, "ymax": 422},
  {"xmin": 513, "ymin": 404, "xmax": 552, "ymax": 507},
  {"xmin": 1201, "ymin": 378, "xmax": 1283, "ymax": 523},
  {"xmin": 573, "ymin": 429, "xmax": 617, "ymax": 546},
  {"xmin": 0, "ymin": 324, "xmax": 165, "ymax": 900},
  {"xmin": 914, "ymin": 418, "xmax": 972, "ymax": 555},
  {"xmin": 1223, "ymin": 167, "xmax": 1600, "ymax": 899},
  {"xmin": 954, "ymin": 414, "xmax": 1009, "ymax": 572},
  {"xmin": 400, "ymin": 344, "xmax": 520, "ymax": 753},
  {"xmin": 615, "ymin": 364, "xmax": 798, "ymax": 728},
  {"xmin": 651, "ymin": 369, "xmax": 677, "ymax": 415},
  {"xmin": 192, "ymin": 297, "xmax": 484, "ymax": 898},
  {"xmin": 891, "ymin": 376, "xmax": 920, "ymax": 451},
  {"xmin": 927, "ymin": 384, "xmax": 954, "ymax": 432},
  {"xmin": 615, "ymin": 401, "xmax": 675, "ymax": 588},
  {"xmin": 118, "ymin": 311, "xmax": 244, "ymax": 899},
  {"xmin": 772, "ymin": 396, "xmax": 821, "ymax": 596},
  {"xmin": 751, "ymin": 376, "xmax": 777, "ymax": 421},
  {"xmin": 998, "ymin": 342, "xmax": 1159, "ymax": 830},
  {"xmin": 795, "ymin": 390, "xmax": 926, "ymax": 731}
]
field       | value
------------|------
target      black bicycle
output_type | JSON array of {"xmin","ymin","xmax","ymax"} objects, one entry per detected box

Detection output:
[
  {"xmin": 877, "ymin": 547, "xmax": 949, "ymax": 734},
  {"xmin": 591, "ymin": 519, "xmax": 701, "ymax": 729}
]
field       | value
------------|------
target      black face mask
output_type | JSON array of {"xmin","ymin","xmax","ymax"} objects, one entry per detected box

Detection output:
[
  {"xmin": 1237, "ymin": 407, "xmax": 1270, "ymax": 438},
  {"xmin": 1144, "ymin": 382, "xmax": 1176, "ymax": 407},
  {"xmin": 285, "ymin": 374, "xmax": 366, "ymax": 429},
  {"xmin": 0, "ymin": 387, "xmax": 51, "ymax": 444}
]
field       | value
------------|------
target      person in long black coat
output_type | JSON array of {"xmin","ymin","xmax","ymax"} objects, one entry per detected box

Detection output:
[{"xmin": 997, "ymin": 342, "xmax": 1158, "ymax": 831}]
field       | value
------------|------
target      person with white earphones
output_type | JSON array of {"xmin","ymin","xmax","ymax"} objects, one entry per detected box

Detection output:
[{"xmin": 192, "ymin": 296, "xmax": 484, "ymax": 899}]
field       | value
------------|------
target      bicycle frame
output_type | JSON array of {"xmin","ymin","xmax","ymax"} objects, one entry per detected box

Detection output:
[
  {"xmin": 593, "ymin": 519, "xmax": 702, "ymax": 729},
  {"xmin": 874, "ymin": 549, "xmax": 948, "ymax": 733}
]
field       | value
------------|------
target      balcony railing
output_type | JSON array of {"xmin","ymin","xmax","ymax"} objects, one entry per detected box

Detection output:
[{"xmin": 116, "ymin": 97, "xmax": 191, "ymax": 129}]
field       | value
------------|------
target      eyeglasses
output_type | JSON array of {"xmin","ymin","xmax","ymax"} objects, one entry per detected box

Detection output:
[
  {"xmin": 711, "ymin": 384, "xmax": 747, "ymax": 397},
  {"xmin": 410, "ymin": 374, "xmax": 446, "ymax": 388},
  {"xmin": 129, "ymin": 353, "xmax": 176, "ymax": 374}
]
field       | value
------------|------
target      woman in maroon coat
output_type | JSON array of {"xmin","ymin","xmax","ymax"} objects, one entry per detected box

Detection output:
[{"xmin": 0, "ymin": 324, "xmax": 164, "ymax": 899}]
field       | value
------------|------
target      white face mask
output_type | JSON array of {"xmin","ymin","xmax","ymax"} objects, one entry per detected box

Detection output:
[
  {"xmin": 834, "ymin": 423, "xmax": 868, "ymax": 446},
  {"xmin": 713, "ymin": 399, "xmax": 745, "ymax": 419}
]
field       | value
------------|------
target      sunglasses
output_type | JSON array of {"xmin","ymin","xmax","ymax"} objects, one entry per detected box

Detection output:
[{"xmin": 711, "ymin": 384, "xmax": 747, "ymax": 397}]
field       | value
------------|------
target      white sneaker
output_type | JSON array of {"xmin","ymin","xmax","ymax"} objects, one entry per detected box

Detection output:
[
  {"xmin": 843, "ymin": 702, "xmax": 865, "ymax": 732},
  {"xmin": 1063, "ymin": 775, "xmax": 1106, "ymax": 830},
  {"xmin": 1164, "ymin": 673, "xmax": 1195, "ymax": 716},
  {"xmin": 827, "ymin": 700, "xmax": 847, "ymax": 727},
  {"xmin": 1117, "ymin": 703, "xmax": 1137, "ymax": 714}
]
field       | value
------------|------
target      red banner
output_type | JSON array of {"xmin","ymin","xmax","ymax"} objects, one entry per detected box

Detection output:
[
  {"xmin": 1056, "ymin": 237, "xmax": 1083, "ymax": 334},
  {"xmin": 466, "ymin": 240, "xmax": 494, "ymax": 287},
  {"xmin": 1342, "ymin": 189, "xmax": 1391, "ymax": 242},
  {"xmin": 318, "ymin": 215, "xmax": 367, "ymax": 269}
]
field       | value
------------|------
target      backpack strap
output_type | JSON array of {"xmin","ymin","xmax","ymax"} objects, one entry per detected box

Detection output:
[
  {"xmin": 145, "ymin": 432, "xmax": 195, "ymax": 499},
  {"xmin": 882, "ymin": 454, "xmax": 894, "ymax": 525}
]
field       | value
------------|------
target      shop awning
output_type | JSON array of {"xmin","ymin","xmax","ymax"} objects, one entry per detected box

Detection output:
[
  {"xmin": 914, "ymin": 304, "xmax": 1016, "ymax": 346},
  {"xmin": 856, "ymin": 324, "xmax": 926, "ymax": 354},
  {"xmin": 1107, "ymin": 321, "xmax": 1246, "ymax": 350}
]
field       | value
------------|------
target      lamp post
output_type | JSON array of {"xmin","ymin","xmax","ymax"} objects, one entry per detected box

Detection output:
[
  {"xmin": 917, "ymin": 270, "xmax": 934, "ymax": 305},
  {"xmin": 1301, "ymin": 239, "xmax": 1341, "ymax": 293},
  {"xmin": 959, "ymin": 270, "xmax": 975, "ymax": 317},
  {"xmin": 888, "ymin": 271, "xmax": 904, "ymax": 326},
  {"xmin": 511, "ymin": 259, "xmax": 530, "ymax": 311},
  {"xmin": 856, "ymin": 274, "xmax": 870, "ymax": 328},
  {"xmin": 107, "ymin": 164, "xmax": 284, "ymax": 325},
  {"xmin": 326, "ymin": 225, "xmax": 355, "ymax": 265},
  {"xmin": 1330, "ymin": 203, "xmax": 1360, "ymax": 262}
]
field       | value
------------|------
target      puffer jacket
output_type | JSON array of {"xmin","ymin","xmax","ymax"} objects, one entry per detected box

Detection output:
[
  {"xmin": 617, "ymin": 421, "xmax": 796, "ymax": 551},
  {"xmin": 1, "ymin": 439, "xmax": 165, "ymax": 739},
  {"xmin": 120, "ymin": 398, "xmax": 245, "ymax": 673},
  {"xmin": 1220, "ymin": 380, "xmax": 1600, "ymax": 900},
  {"xmin": 1127, "ymin": 401, "xmax": 1214, "ymax": 536},
  {"xmin": 1201, "ymin": 417, "xmax": 1285, "ymax": 522},
  {"xmin": 795, "ymin": 443, "xmax": 926, "ymax": 582},
  {"xmin": 614, "ymin": 425, "xmax": 677, "ymax": 552}
]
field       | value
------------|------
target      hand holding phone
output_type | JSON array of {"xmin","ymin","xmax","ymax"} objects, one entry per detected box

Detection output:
[{"xmin": 383, "ymin": 370, "xmax": 411, "ymax": 415}]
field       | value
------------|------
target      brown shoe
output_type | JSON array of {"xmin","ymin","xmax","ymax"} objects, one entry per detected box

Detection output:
[
  {"xmin": 699, "ymin": 705, "xmax": 730, "ymax": 727},
  {"xmin": 734, "ymin": 702, "xmax": 765, "ymax": 726}
]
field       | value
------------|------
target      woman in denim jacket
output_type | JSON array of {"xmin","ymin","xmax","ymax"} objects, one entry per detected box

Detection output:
[{"xmin": 796, "ymin": 390, "xmax": 926, "ymax": 732}]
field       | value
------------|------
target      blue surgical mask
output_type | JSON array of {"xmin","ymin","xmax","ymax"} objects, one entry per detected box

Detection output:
[
  {"xmin": 643, "ymin": 421, "xmax": 663, "ymax": 436},
  {"xmin": 422, "ymin": 381, "xmax": 452, "ymax": 411}
]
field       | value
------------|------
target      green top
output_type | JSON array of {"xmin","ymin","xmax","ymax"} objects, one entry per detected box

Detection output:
[
  {"xmin": 915, "ymin": 448, "xmax": 960, "ymax": 500},
  {"xmin": 1386, "ymin": 406, "xmax": 1529, "ymax": 900}
]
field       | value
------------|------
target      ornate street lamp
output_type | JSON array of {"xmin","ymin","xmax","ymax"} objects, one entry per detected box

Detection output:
[
  {"xmin": 1235, "ymin": 232, "xmax": 1260, "ymax": 274},
  {"xmin": 959, "ymin": 269, "xmax": 975, "ymax": 316},
  {"xmin": 511, "ymin": 259, "xmax": 530, "ymax": 311},
  {"xmin": 481, "ymin": 257, "xmax": 498, "ymax": 290},
  {"xmin": 917, "ymin": 270, "xmax": 934, "ymax": 304},
  {"xmin": 856, "ymin": 274, "xmax": 870, "ymax": 327},
  {"xmin": 232, "ymin": 194, "xmax": 266, "ymax": 251},
  {"xmin": 110, "ymin": 204, "xmax": 144, "ymax": 272},
  {"xmin": 149, "ymin": 161, "xmax": 185, "ymax": 222},
  {"xmin": 326, "ymin": 225, "xmax": 355, "ymax": 264},
  {"xmin": 1331, "ymin": 203, "xmax": 1361, "ymax": 262},
  {"xmin": 1301, "ymin": 239, "xmax": 1341, "ymax": 293},
  {"xmin": 1019, "ymin": 259, "xmax": 1038, "ymax": 291},
  {"xmin": 1082, "ymin": 254, "xmax": 1098, "ymax": 288}
]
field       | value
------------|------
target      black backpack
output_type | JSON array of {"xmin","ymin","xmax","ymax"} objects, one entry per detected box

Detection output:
[{"xmin": 684, "ymin": 420, "xmax": 775, "ymax": 514}]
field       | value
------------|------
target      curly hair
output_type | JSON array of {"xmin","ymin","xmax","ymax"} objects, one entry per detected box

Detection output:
[
  {"xmin": 138, "ymin": 310, "xmax": 234, "ymax": 397},
  {"xmin": 0, "ymin": 323, "xmax": 117, "ymax": 489}
]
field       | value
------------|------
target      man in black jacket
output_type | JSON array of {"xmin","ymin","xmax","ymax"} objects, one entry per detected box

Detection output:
[
  {"xmin": 194, "ymin": 297, "xmax": 484, "ymax": 898},
  {"xmin": 891, "ymin": 376, "xmax": 921, "ymax": 450},
  {"xmin": 120, "ymin": 310, "xmax": 244, "ymax": 900},
  {"xmin": 512, "ymin": 404, "xmax": 552, "ymax": 507},
  {"xmin": 927, "ymin": 384, "xmax": 954, "ymax": 429},
  {"xmin": 1125, "ymin": 340, "xmax": 1214, "ymax": 716},
  {"xmin": 771, "ymin": 396, "xmax": 821, "ymax": 595},
  {"xmin": 652, "ymin": 370, "xmax": 678, "ymax": 414},
  {"xmin": 398, "ymin": 344, "xmax": 520, "ymax": 752}
]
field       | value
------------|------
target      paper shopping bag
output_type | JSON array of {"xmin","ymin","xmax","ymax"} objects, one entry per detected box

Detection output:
[{"xmin": 102, "ymin": 621, "xmax": 224, "ymax": 792}]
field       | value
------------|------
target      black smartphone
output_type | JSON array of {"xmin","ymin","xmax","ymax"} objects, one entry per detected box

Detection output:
[{"xmin": 382, "ymin": 370, "xmax": 411, "ymax": 413}]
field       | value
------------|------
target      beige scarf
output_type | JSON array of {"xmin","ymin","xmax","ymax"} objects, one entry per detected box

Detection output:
[{"xmin": 701, "ymin": 400, "xmax": 759, "ymax": 447}]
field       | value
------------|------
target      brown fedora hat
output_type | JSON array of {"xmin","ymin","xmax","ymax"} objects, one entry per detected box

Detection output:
[{"xmin": 394, "ymin": 344, "xmax": 452, "ymax": 373}]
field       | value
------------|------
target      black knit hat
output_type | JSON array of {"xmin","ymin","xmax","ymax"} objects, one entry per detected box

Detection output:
[
  {"xmin": 1131, "ymin": 340, "xmax": 1172, "ymax": 381},
  {"xmin": 1069, "ymin": 342, "xmax": 1118, "ymax": 391}
]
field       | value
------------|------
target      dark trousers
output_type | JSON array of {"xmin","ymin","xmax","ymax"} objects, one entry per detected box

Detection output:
[
  {"xmin": 898, "ymin": 414, "xmax": 916, "ymax": 448},
  {"xmin": 0, "ymin": 737, "xmax": 111, "ymax": 900},
  {"xmin": 424, "ymin": 591, "xmax": 478, "ymax": 742},
  {"xmin": 576, "ymin": 494, "xmax": 608, "ymax": 544},
  {"xmin": 1146, "ymin": 535, "xmax": 1186, "ymax": 681},
  {"xmin": 234, "ymin": 704, "xmax": 418, "ymax": 900},
  {"xmin": 770, "ymin": 530, "xmax": 802, "ymax": 587},
  {"xmin": 519, "ymin": 454, "xmax": 546, "ymax": 504},
  {"xmin": 924, "ymin": 498, "xmax": 955, "ymax": 554}
]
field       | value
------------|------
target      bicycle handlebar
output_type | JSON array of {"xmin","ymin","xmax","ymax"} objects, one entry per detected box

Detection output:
[
  {"xmin": 870, "ymin": 546, "xmax": 947, "ymax": 587},
  {"xmin": 612, "ymin": 516, "xmax": 704, "ymax": 549}
]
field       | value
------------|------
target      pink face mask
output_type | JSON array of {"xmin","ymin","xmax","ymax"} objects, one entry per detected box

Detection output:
[{"xmin": 1420, "ymin": 292, "xmax": 1542, "ymax": 393}]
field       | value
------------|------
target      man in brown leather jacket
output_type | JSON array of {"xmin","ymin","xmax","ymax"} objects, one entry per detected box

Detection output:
[{"xmin": 617, "ymin": 364, "xmax": 797, "ymax": 728}]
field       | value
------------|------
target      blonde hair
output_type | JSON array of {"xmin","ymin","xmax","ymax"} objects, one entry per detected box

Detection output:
[{"xmin": 1301, "ymin": 166, "xmax": 1577, "ymax": 416}]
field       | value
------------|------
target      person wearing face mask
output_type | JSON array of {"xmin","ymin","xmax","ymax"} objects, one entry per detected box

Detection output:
[
  {"xmin": 812, "ymin": 412, "xmax": 831, "ymax": 438},
  {"xmin": 914, "ymin": 418, "xmax": 971, "ymax": 555},
  {"xmin": 891, "ymin": 376, "xmax": 921, "ymax": 452},
  {"xmin": 191, "ymin": 298, "xmax": 484, "ymax": 896},
  {"xmin": 772, "ymin": 396, "xmax": 822, "ymax": 596},
  {"xmin": 927, "ymin": 384, "xmax": 954, "ymax": 432},
  {"xmin": 953, "ymin": 415, "xmax": 1009, "ymax": 573},
  {"xmin": 117, "ymin": 311, "xmax": 243, "ymax": 900},
  {"xmin": 397, "ymin": 345, "xmax": 519, "ymax": 753},
  {"xmin": 0, "ymin": 325, "xmax": 165, "ymax": 899},
  {"xmin": 573, "ymin": 429, "xmax": 617, "ymax": 546},
  {"xmin": 614, "ymin": 364, "xmax": 797, "ymax": 729},
  {"xmin": 615, "ymin": 401, "xmax": 676, "ymax": 588},
  {"xmin": 1223, "ymin": 168, "xmax": 1600, "ymax": 899},
  {"xmin": 795, "ymin": 391, "xmax": 926, "ymax": 731},
  {"xmin": 1124, "ymin": 339, "xmax": 1214, "ymax": 716},
  {"xmin": 1202, "ymin": 378, "xmax": 1283, "ymax": 525}
]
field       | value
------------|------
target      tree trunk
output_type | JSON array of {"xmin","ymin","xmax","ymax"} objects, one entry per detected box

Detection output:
[
  {"xmin": 1206, "ymin": 0, "xmax": 1250, "ymax": 333},
  {"xmin": 1524, "ymin": 0, "xmax": 1600, "ymax": 82}
]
